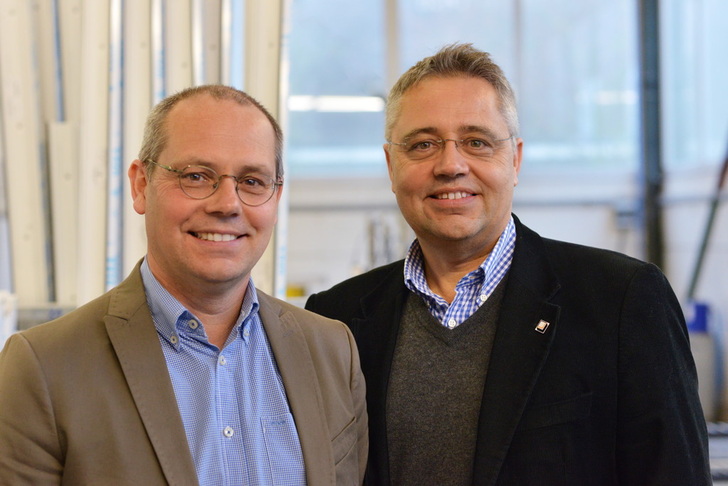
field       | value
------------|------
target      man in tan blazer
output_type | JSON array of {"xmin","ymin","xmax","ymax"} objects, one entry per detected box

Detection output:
[{"xmin": 0, "ymin": 85, "xmax": 367, "ymax": 485}]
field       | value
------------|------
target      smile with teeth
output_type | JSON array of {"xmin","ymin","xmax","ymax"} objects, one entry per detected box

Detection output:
[
  {"xmin": 193, "ymin": 232, "xmax": 238, "ymax": 242},
  {"xmin": 434, "ymin": 191, "xmax": 473, "ymax": 200}
]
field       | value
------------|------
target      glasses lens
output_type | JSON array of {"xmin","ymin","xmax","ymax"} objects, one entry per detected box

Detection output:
[
  {"xmin": 237, "ymin": 176, "xmax": 276, "ymax": 206},
  {"xmin": 178, "ymin": 165, "xmax": 278, "ymax": 205},
  {"xmin": 179, "ymin": 166, "xmax": 217, "ymax": 199},
  {"xmin": 396, "ymin": 137, "xmax": 442, "ymax": 161}
]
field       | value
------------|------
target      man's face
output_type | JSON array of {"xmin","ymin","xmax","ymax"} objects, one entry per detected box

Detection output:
[
  {"xmin": 129, "ymin": 94, "xmax": 280, "ymax": 295},
  {"xmin": 384, "ymin": 75, "xmax": 522, "ymax": 255}
]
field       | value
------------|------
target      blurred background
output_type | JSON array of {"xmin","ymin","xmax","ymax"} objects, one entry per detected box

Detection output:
[{"xmin": 1, "ymin": 0, "xmax": 727, "ymax": 468}]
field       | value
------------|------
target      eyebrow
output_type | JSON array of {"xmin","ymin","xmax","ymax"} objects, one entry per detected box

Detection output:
[
  {"xmin": 171, "ymin": 159, "xmax": 275, "ymax": 177},
  {"xmin": 400, "ymin": 125, "xmax": 503, "ymax": 141}
]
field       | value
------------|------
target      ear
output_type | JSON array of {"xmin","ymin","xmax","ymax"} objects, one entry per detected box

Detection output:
[
  {"xmin": 128, "ymin": 159, "xmax": 148, "ymax": 215},
  {"xmin": 512, "ymin": 137, "xmax": 524, "ymax": 187},
  {"xmin": 384, "ymin": 143, "xmax": 396, "ymax": 192}
]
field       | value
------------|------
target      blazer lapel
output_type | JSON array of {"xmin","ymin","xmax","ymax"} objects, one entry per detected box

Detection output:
[
  {"xmin": 472, "ymin": 220, "xmax": 561, "ymax": 485},
  {"xmin": 104, "ymin": 267, "xmax": 198, "ymax": 486},
  {"xmin": 258, "ymin": 292, "xmax": 334, "ymax": 486},
  {"xmin": 352, "ymin": 263, "xmax": 408, "ymax": 486}
]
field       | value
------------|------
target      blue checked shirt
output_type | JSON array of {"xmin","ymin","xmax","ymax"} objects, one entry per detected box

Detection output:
[
  {"xmin": 141, "ymin": 260, "xmax": 306, "ymax": 486},
  {"xmin": 404, "ymin": 217, "xmax": 516, "ymax": 329}
]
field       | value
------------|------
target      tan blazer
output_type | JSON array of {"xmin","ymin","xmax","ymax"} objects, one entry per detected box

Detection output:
[{"xmin": 0, "ymin": 265, "xmax": 367, "ymax": 485}]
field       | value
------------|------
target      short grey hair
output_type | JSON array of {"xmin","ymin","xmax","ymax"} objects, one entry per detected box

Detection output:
[{"xmin": 385, "ymin": 43, "xmax": 519, "ymax": 140}]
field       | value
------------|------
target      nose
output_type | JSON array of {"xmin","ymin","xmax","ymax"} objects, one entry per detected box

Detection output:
[
  {"xmin": 206, "ymin": 175, "xmax": 242, "ymax": 214},
  {"xmin": 433, "ymin": 139, "xmax": 470, "ymax": 178}
]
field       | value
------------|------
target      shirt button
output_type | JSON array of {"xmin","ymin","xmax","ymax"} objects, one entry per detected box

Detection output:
[
  {"xmin": 223, "ymin": 426, "xmax": 234, "ymax": 438},
  {"xmin": 218, "ymin": 355, "xmax": 227, "ymax": 366},
  {"xmin": 243, "ymin": 328, "xmax": 250, "ymax": 338},
  {"xmin": 188, "ymin": 319, "xmax": 199, "ymax": 330},
  {"xmin": 170, "ymin": 335, "xmax": 179, "ymax": 344},
  {"xmin": 448, "ymin": 318, "xmax": 457, "ymax": 329},
  {"xmin": 478, "ymin": 294, "xmax": 487, "ymax": 303}
]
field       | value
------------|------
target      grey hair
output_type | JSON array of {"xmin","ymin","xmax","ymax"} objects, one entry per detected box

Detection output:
[{"xmin": 385, "ymin": 43, "xmax": 519, "ymax": 140}]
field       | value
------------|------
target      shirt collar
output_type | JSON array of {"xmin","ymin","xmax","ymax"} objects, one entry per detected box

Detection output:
[
  {"xmin": 403, "ymin": 216, "xmax": 516, "ymax": 300},
  {"xmin": 140, "ymin": 258, "xmax": 260, "ymax": 349}
]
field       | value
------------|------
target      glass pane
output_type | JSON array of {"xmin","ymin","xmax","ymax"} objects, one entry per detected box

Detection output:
[
  {"xmin": 287, "ymin": 0, "xmax": 639, "ymax": 177},
  {"xmin": 662, "ymin": 0, "xmax": 728, "ymax": 169},
  {"xmin": 518, "ymin": 0, "xmax": 639, "ymax": 171},
  {"xmin": 287, "ymin": 0, "xmax": 386, "ymax": 178}
]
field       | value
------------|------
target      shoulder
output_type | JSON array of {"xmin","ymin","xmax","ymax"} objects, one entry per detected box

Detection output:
[
  {"xmin": 258, "ymin": 291, "xmax": 355, "ymax": 341},
  {"xmin": 304, "ymin": 260, "xmax": 405, "ymax": 320},
  {"xmin": 12, "ymin": 291, "xmax": 115, "ymax": 351},
  {"xmin": 7, "ymin": 269, "xmax": 147, "ymax": 356},
  {"xmin": 319, "ymin": 260, "xmax": 404, "ymax": 295},
  {"xmin": 308, "ymin": 260, "xmax": 404, "ymax": 300},
  {"xmin": 515, "ymin": 217, "xmax": 660, "ymax": 282}
]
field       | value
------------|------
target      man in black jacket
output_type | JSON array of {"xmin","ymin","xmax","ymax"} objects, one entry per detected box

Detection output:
[{"xmin": 306, "ymin": 43, "xmax": 710, "ymax": 485}]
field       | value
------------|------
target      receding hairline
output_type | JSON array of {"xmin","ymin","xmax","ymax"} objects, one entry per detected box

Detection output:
[{"xmin": 138, "ymin": 84, "xmax": 284, "ymax": 179}]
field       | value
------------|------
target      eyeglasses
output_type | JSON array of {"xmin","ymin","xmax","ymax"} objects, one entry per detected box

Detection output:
[
  {"xmin": 145, "ymin": 160, "xmax": 282, "ymax": 207},
  {"xmin": 387, "ymin": 135, "xmax": 514, "ymax": 161}
]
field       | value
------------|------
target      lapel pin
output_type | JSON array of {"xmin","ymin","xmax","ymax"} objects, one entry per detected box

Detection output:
[{"xmin": 535, "ymin": 320, "xmax": 550, "ymax": 334}]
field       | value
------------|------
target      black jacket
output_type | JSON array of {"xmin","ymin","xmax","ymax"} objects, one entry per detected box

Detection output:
[{"xmin": 306, "ymin": 215, "xmax": 710, "ymax": 485}]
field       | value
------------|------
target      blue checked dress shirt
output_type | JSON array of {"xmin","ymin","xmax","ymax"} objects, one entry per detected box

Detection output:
[
  {"xmin": 141, "ymin": 260, "xmax": 306, "ymax": 486},
  {"xmin": 404, "ymin": 216, "xmax": 516, "ymax": 329}
]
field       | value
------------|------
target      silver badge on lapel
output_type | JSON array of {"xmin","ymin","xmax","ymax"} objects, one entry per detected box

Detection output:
[{"xmin": 535, "ymin": 319, "xmax": 550, "ymax": 334}]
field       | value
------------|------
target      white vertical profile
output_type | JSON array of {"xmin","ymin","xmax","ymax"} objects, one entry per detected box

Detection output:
[
  {"xmin": 55, "ymin": 0, "xmax": 83, "ymax": 305},
  {"xmin": 122, "ymin": 0, "xmax": 152, "ymax": 278},
  {"xmin": 32, "ymin": 0, "xmax": 62, "ymax": 123},
  {"xmin": 191, "ymin": 0, "xmax": 206, "ymax": 85},
  {"xmin": 221, "ymin": 0, "xmax": 245, "ymax": 88},
  {"xmin": 0, "ymin": 0, "xmax": 51, "ymax": 306},
  {"xmin": 39, "ymin": 0, "xmax": 79, "ymax": 306},
  {"xmin": 106, "ymin": 0, "xmax": 124, "ymax": 289},
  {"xmin": 192, "ymin": 0, "xmax": 222, "ymax": 86},
  {"xmin": 203, "ymin": 0, "xmax": 222, "ymax": 84},
  {"xmin": 245, "ymin": 0, "xmax": 285, "ymax": 297},
  {"xmin": 58, "ymin": 0, "xmax": 83, "ymax": 123},
  {"xmin": 76, "ymin": 0, "xmax": 111, "ymax": 305},
  {"xmin": 151, "ymin": 0, "xmax": 166, "ymax": 101},
  {"xmin": 165, "ymin": 0, "xmax": 193, "ymax": 96},
  {"xmin": 48, "ymin": 122, "xmax": 78, "ymax": 305},
  {"xmin": 0, "ymin": 93, "xmax": 12, "ymax": 292}
]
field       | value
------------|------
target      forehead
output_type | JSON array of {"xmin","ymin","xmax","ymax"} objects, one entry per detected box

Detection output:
[
  {"xmin": 393, "ymin": 76, "xmax": 507, "ymax": 137},
  {"xmin": 161, "ymin": 94, "xmax": 276, "ymax": 170}
]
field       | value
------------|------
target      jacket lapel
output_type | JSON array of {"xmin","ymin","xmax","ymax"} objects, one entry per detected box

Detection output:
[
  {"xmin": 104, "ymin": 267, "xmax": 198, "ymax": 486},
  {"xmin": 258, "ymin": 292, "xmax": 334, "ymax": 486},
  {"xmin": 351, "ymin": 263, "xmax": 407, "ymax": 486},
  {"xmin": 472, "ymin": 220, "xmax": 561, "ymax": 485}
]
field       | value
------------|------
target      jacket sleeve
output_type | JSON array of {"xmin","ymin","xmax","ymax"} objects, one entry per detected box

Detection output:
[
  {"xmin": 0, "ymin": 334, "xmax": 64, "ymax": 485},
  {"xmin": 346, "ymin": 323, "xmax": 368, "ymax": 485},
  {"xmin": 615, "ymin": 263, "xmax": 711, "ymax": 484}
]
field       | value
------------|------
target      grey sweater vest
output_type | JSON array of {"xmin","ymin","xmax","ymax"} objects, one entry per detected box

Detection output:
[{"xmin": 386, "ymin": 280, "xmax": 506, "ymax": 485}]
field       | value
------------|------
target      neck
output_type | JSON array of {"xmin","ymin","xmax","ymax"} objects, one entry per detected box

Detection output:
[
  {"xmin": 150, "ymin": 266, "xmax": 250, "ymax": 349},
  {"xmin": 417, "ymin": 239, "xmax": 494, "ymax": 304}
]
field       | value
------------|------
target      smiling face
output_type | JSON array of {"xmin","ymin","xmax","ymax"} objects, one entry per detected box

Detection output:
[
  {"xmin": 385, "ymin": 75, "xmax": 523, "ymax": 259},
  {"xmin": 129, "ymin": 94, "xmax": 281, "ymax": 298}
]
